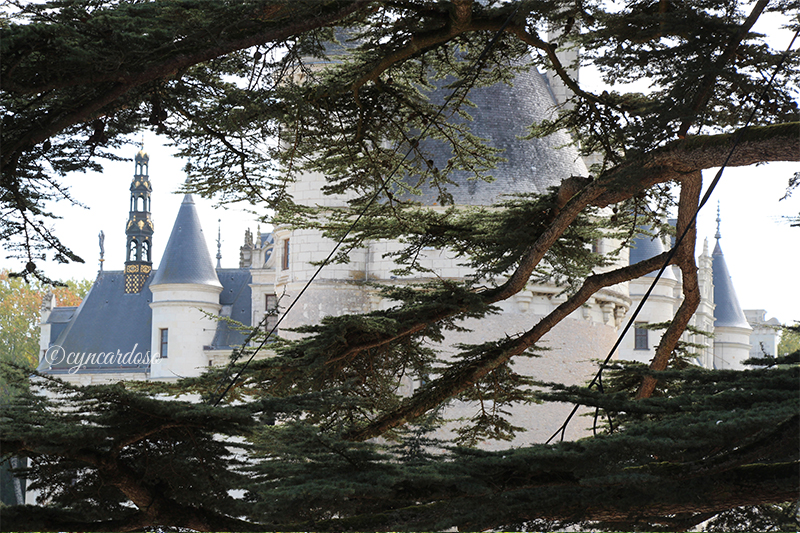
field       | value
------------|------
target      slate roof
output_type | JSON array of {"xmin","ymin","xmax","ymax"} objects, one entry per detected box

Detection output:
[
  {"xmin": 39, "ymin": 271, "xmax": 154, "ymax": 374},
  {"xmin": 402, "ymin": 65, "xmax": 587, "ymax": 206},
  {"xmin": 712, "ymin": 240, "xmax": 751, "ymax": 329},
  {"xmin": 629, "ymin": 229, "xmax": 677, "ymax": 280},
  {"xmin": 40, "ymin": 268, "xmax": 255, "ymax": 373},
  {"xmin": 208, "ymin": 269, "xmax": 254, "ymax": 350},
  {"xmin": 150, "ymin": 194, "xmax": 222, "ymax": 288}
]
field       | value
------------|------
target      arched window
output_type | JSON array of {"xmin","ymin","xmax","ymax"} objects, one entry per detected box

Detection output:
[
  {"xmin": 142, "ymin": 240, "xmax": 150, "ymax": 262},
  {"xmin": 128, "ymin": 239, "xmax": 138, "ymax": 262}
]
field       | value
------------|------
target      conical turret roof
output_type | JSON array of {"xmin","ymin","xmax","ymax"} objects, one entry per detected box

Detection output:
[
  {"xmin": 150, "ymin": 194, "xmax": 221, "ymax": 287},
  {"xmin": 629, "ymin": 227, "xmax": 677, "ymax": 280},
  {"xmin": 712, "ymin": 239, "xmax": 749, "ymax": 329}
]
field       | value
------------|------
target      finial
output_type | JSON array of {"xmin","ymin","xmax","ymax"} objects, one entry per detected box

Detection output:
[
  {"xmin": 139, "ymin": 134, "xmax": 145, "ymax": 151},
  {"xmin": 216, "ymin": 219, "xmax": 222, "ymax": 269},
  {"xmin": 256, "ymin": 224, "xmax": 261, "ymax": 247},
  {"xmin": 98, "ymin": 230, "xmax": 105, "ymax": 272},
  {"xmin": 714, "ymin": 201, "xmax": 721, "ymax": 241}
]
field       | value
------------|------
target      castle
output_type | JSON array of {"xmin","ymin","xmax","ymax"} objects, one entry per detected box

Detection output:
[{"xmin": 38, "ymin": 61, "xmax": 779, "ymax": 446}]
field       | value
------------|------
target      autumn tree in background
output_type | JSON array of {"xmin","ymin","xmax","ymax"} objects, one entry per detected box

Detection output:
[
  {"xmin": 778, "ymin": 324, "xmax": 800, "ymax": 355},
  {"xmin": 0, "ymin": 270, "xmax": 90, "ymax": 506},
  {"xmin": 1, "ymin": 0, "xmax": 799, "ymax": 530},
  {"xmin": 0, "ymin": 270, "xmax": 90, "ymax": 374}
]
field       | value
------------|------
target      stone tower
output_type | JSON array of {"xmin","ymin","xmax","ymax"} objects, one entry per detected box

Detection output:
[{"xmin": 618, "ymin": 228, "xmax": 681, "ymax": 364}]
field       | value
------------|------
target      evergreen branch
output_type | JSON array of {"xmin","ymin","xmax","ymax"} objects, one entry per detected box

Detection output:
[
  {"xmin": 590, "ymin": 122, "xmax": 800, "ymax": 208},
  {"xmin": 345, "ymin": 250, "xmax": 672, "ymax": 441},
  {"xmin": 0, "ymin": 502, "xmax": 264, "ymax": 532},
  {"xmin": 267, "ymin": 456, "xmax": 799, "ymax": 531},
  {"xmin": 677, "ymin": 0, "xmax": 771, "ymax": 138},
  {"xmin": 349, "ymin": 8, "xmax": 525, "ymax": 96},
  {"xmin": 636, "ymin": 170, "xmax": 701, "ymax": 399},
  {"xmin": 329, "ymin": 124, "xmax": 797, "ymax": 374},
  {"xmin": 2, "ymin": 0, "xmax": 373, "ymax": 163}
]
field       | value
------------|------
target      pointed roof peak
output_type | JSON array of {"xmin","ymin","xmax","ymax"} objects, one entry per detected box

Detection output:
[
  {"xmin": 711, "ymin": 238, "xmax": 749, "ymax": 330},
  {"xmin": 150, "ymin": 194, "xmax": 221, "ymax": 288}
]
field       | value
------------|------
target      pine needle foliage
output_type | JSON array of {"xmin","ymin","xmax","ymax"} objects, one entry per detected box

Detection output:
[{"xmin": 2, "ymin": 0, "xmax": 799, "ymax": 530}]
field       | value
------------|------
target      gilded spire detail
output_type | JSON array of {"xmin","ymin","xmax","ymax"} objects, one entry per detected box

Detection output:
[{"xmin": 125, "ymin": 148, "xmax": 154, "ymax": 293}]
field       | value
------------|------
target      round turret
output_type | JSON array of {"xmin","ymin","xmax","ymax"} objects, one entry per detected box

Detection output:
[
  {"xmin": 406, "ymin": 65, "xmax": 588, "ymax": 206},
  {"xmin": 149, "ymin": 193, "xmax": 222, "ymax": 379}
]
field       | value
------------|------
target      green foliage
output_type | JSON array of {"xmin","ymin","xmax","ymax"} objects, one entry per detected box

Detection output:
[
  {"xmin": 1, "ymin": 0, "xmax": 799, "ymax": 530},
  {"xmin": 0, "ymin": 270, "xmax": 90, "ymax": 395},
  {"xmin": 778, "ymin": 323, "xmax": 800, "ymax": 356},
  {"xmin": 3, "ymin": 357, "xmax": 797, "ymax": 531},
  {"xmin": 703, "ymin": 501, "xmax": 800, "ymax": 532},
  {"xmin": 0, "ymin": 364, "xmax": 256, "ymax": 529}
]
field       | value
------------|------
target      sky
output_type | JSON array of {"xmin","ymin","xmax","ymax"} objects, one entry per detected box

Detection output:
[{"xmin": 1, "ymin": 8, "xmax": 797, "ymax": 325}]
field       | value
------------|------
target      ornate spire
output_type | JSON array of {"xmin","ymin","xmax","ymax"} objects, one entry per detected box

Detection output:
[
  {"xmin": 715, "ymin": 201, "xmax": 721, "ymax": 241},
  {"xmin": 216, "ymin": 219, "xmax": 222, "ymax": 269},
  {"xmin": 125, "ymin": 148, "xmax": 154, "ymax": 294}
]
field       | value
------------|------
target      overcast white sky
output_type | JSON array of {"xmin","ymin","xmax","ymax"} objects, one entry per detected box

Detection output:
[{"xmin": 1, "ymin": 9, "xmax": 797, "ymax": 324}]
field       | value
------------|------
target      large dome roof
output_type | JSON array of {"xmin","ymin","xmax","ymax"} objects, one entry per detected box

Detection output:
[{"xmin": 405, "ymin": 66, "xmax": 588, "ymax": 206}]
